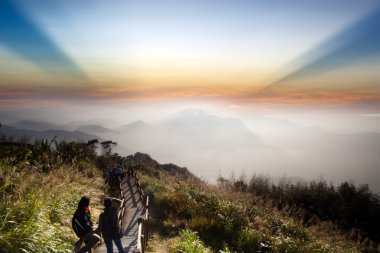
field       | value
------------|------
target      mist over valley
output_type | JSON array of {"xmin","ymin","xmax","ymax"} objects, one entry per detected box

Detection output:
[{"xmin": 2, "ymin": 109, "xmax": 379, "ymax": 193}]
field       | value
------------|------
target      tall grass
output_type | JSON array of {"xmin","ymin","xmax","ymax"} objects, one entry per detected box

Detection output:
[
  {"xmin": 170, "ymin": 229, "xmax": 211, "ymax": 253},
  {"xmin": 0, "ymin": 192, "xmax": 74, "ymax": 252},
  {"xmin": 0, "ymin": 161, "xmax": 104, "ymax": 253},
  {"xmin": 140, "ymin": 172, "xmax": 358, "ymax": 253},
  {"xmin": 225, "ymin": 174, "xmax": 380, "ymax": 245}
]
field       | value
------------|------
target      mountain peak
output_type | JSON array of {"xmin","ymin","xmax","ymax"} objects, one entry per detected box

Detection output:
[
  {"xmin": 116, "ymin": 120, "xmax": 151, "ymax": 132},
  {"xmin": 129, "ymin": 120, "xmax": 149, "ymax": 127},
  {"xmin": 76, "ymin": 124, "xmax": 112, "ymax": 134}
]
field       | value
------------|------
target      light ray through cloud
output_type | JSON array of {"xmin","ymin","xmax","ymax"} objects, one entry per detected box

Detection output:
[
  {"xmin": 268, "ymin": 7, "xmax": 380, "ymax": 87},
  {"xmin": 0, "ymin": 0, "xmax": 88, "ymax": 79}
]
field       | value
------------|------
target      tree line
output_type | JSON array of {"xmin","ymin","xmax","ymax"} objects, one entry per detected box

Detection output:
[
  {"xmin": 0, "ymin": 123, "xmax": 120, "ymax": 172},
  {"xmin": 218, "ymin": 173, "xmax": 380, "ymax": 244}
]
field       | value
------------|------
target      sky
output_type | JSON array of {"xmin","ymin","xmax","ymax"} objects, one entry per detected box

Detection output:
[
  {"xmin": 1, "ymin": 0, "xmax": 380, "ymax": 190},
  {"xmin": 1, "ymin": 0, "xmax": 380, "ymax": 114}
]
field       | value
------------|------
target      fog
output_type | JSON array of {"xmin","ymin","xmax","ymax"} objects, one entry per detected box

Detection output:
[
  {"xmin": 108, "ymin": 109, "xmax": 380, "ymax": 193},
  {"xmin": 1, "ymin": 104, "xmax": 380, "ymax": 193}
]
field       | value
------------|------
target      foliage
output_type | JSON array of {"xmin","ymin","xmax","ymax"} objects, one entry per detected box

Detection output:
[
  {"xmin": 237, "ymin": 228, "xmax": 262, "ymax": 252},
  {"xmin": 0, "ymin": 130, "xmax": 109, "ymax": 253},
  {"xmin": 0, "ymin": 162, "xmax": 103, "ymax": 253},
  {"xmin": 0, "ymin": 136, "xmax": 101, "ymax": 172},
  {"xmin": 140, "ymin": 168, "xmax": 358, "ymax": 253},
  {"xmin": 169, "ymin": 229, "xmax": 211, "ymax": 253},
  {"xmin": 220, "ymin": 174, "xmax": 380, "ymax": 243}
]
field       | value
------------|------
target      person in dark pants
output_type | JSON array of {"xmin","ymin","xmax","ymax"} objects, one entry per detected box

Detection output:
[
  {"xmin": 72, "ymin": 196, "xmax": 100, "ymax": 253},
  {"xmin": 98, "ymin": 198, "xmax": 124, "ymax": 253}
]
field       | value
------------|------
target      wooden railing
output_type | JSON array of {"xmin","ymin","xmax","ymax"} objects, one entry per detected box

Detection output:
[
  {"xmin": 117, "ymin": 176, "xmax": 126, "ymax": 230},
  {"xmin": 128, "ymin": 167, "xmax": 149, "ymax": 253}
]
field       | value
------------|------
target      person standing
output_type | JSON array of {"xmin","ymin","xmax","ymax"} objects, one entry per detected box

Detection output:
[
  {"xmin": 98, "ymin": 197, "xmax": 124, "ymax": 253},
  {"xmin": 72, "ymin": 196, "xmax": 100, "ymax": 253}
]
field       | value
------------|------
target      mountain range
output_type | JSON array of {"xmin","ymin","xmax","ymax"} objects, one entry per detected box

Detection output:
[
  {"xmin": 1, "ymin": 109, "xmax": 379, "ymax": 193},
  {"xmin": 0, "ymin": 125, "xmax": 97, "ymax": 142}
]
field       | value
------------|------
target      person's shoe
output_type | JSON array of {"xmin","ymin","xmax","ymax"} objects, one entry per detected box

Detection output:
[{"xmin": 73, "ymin": 240, "xmax": 81, "ymax": 253}]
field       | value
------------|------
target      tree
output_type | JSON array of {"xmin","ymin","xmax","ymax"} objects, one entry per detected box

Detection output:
[{"xmin": 100, "ymin": 140, "xmax": 117, "ymax": 156}]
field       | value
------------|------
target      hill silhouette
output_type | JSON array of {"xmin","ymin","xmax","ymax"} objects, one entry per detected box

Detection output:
[{"xmin": 0, "ymin": 124, "xmax": 98, "ymax": 142}]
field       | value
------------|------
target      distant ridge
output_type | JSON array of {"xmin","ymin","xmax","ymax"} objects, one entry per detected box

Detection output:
[
  {"xmin": 76, "ymin": 124, "xmax": 113, "ymax": 134},
  {"xmin": 157, "ymin": 109, "xmax": 266, "ymax": 150},
  {"xmin": 0, "ymin": 125, "xmax": 98, "ymax": 142},
  {"xmin": 10, "ymin": 120, "xmax": 63, "ymax": 131},
  {"xmin": 116, "ymin": 120, "xmax": 152, "ymax": 133}
]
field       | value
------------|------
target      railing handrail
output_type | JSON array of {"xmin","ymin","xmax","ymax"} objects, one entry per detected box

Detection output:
[
  {"xmin": 136, "ymin": 218, "xmax": 143, "ymax": 250},
  {"xmin": 128, "ymin": 166, "xmax": 149, "ymax": 253},
  {"xmin": 117, "ymin": 176, "xmax": 126, "ymax": 225}
]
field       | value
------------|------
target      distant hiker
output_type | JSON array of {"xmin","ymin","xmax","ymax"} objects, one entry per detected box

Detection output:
[
  {"xmin": 114, "ymin": 166, "xmax": 125, "ymax": 178},
  {"xmin": 72, "ymin": 196, "xmax": 100, "ymax": 253},
  {"xmin": 104, "ymin": 166, "xmax": 113, "ymax": 183},
  {"xmin": 97, "ymin": 197, "xmax": 124, "ymax": 253}
]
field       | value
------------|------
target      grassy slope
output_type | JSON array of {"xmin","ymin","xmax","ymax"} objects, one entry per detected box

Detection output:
[
  {"xmin": 135, "ymin": 163, "xmax": 358, "ymax": 253},
  {"xmin": 0, "ymin": 150, "xmax": 361, "ymax": 253},
  {"xmin": 0, "ymin": 160, "xmax": 106, "ymax": 253}
]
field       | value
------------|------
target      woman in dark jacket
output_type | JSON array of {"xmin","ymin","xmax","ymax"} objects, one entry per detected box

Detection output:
[
  {"xmin": 72, "ymin": 196, "xmax": 100, "ymax": 253},
  {"xmin": 98, "ymin": 198, "xmax": 124, "ymax": 253}
]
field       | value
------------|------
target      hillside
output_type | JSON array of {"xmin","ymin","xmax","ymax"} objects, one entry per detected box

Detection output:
[
  {"xmin": 123, "ymin": 152, "xmax": 194, "ymax": 180},
  {"xmin": 0, "ymin": 158, "xmax": 105, "ymax": 252},
  {"xmin": 126, "ymin": 153, "xmax": 368, "ymax": 253},
  {"xmin": 0, "ymin": 131, "xmax": 111, "ymax": 253}
]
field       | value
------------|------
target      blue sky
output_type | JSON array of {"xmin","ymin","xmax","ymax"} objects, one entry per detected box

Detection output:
[{"xmin": 0, "ymin": 0, "xmax": 379, "ymax": 110}]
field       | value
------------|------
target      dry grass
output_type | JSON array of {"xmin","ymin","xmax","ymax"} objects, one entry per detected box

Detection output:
[
  {"xmin": 146, "ymin": 234, "xmax": 179, "ymax": 253},
  {"xmin": 141, "ymin": 172, "xmax": 359, "ymax": 252},
  {"xmin": 0, "ymin": 161, "xmax": 107, "ymax": 252}
]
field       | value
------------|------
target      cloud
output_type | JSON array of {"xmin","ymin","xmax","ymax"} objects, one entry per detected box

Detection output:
[
  {"xmin": 229, "ymin": 104, "xmax": 245, "ymax": 109},
  {"xmin": 361, "ymin": 113, "xmax": 380, "ymax": 117},
  {"xmin": 2, "ymin": 83, "xmax": 380, "ymax": 111}
]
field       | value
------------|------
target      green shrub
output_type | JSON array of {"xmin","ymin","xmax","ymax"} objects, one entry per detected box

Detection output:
[
  {"xmin": 237, "ymin": 227, "xmax": 262, "ymax": 252},
  {"xmin": 280, "ymin": 220, "xmax": 309, "ymax": 241},
  {"xmin": 170, "ymin": 229, "xmax": 211, "ymax": 253}
]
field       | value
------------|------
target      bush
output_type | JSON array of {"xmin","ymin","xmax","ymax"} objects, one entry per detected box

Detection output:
[
  {"xmin": 272, "ymin": 236, "xmax": 302, "ymax": 253},
  {"xmin": 140, "ymin": 162, "xmax": 358, "ymax": 253},
  {"xmin": 224, "ymin": 173, "xmax": 380, "ymax": 243},
  {"xmin": 170, "ymin": 229, "xmax": 211, "ymax": 253},
  {"xmin": 237, "ymin": 228, "xmax": 262, "ymax": 252}
]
